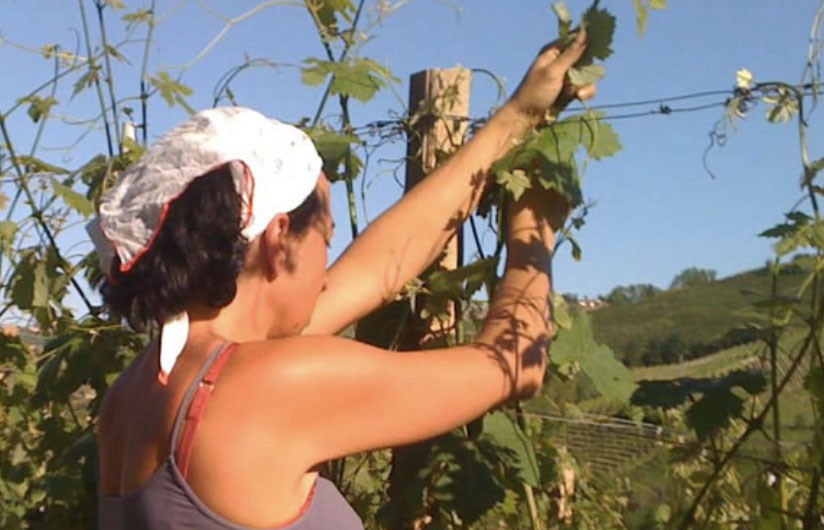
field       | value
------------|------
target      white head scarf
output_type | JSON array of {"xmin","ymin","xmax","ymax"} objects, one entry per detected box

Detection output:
[{"xmin": 87, "ymin": 107, "xmax": 322, "ymax": 383}]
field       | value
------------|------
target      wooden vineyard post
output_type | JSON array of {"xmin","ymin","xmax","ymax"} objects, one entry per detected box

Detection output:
[
  {"xmin": 381, "ymin": 67, "xmax": 473, "ymax": 529},
  {"xmin": 405, "ymin": 66, "xmax": 471, "ymax": 344}
]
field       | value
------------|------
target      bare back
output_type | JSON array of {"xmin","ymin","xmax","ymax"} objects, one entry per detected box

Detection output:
[{"xmin": 97, "ymin": 338, "xmax": 321, "ymax": 528}]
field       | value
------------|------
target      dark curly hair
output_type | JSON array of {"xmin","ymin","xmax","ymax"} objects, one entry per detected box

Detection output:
[{"xmin": 101, "ymin": 164, "xmax": 322, "ymax": 330}]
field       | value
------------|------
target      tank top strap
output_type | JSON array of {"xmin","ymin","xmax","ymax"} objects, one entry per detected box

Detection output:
[{"xmin": 170, "ymin": 341, "xmax": 237, "ymax": 478}]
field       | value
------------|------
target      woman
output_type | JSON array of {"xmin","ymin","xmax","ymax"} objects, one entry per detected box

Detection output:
[{"xmin": 95, "ymin": 32, "xmax": 592, "ymax": 529}]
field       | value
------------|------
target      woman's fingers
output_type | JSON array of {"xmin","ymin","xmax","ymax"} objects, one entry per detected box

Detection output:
[
  {"xmin": 554, "ymin": 30, "xmax": 588, "ymax": 71},
  {"xmin": 576, "ymin": 84, "xmax": 597, "ymax": 101}
]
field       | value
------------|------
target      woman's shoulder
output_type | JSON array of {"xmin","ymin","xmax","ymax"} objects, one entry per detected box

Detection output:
[{"xmin": 224, "ymin": 335, "xmax": 368, "ymax": 389}]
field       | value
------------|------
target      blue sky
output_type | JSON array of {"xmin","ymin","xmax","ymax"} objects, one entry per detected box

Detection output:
[{"xmin": 1, "ymin": 0, "xmax": 821, "ymax": 302}]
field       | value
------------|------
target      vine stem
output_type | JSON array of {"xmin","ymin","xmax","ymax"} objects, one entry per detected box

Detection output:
[
  {"xmin": 308, "ymin": 0, "xmax": 368, "ymax": 127},
  {"xmin": 0, "ymin": 116, "xmax": 95, "ymax": 315},
  {"xmin": 77, "ymin": 0, "xmax": 115, "ymax": 157},
  {"xmin": 340, "ymin": 95, "xmax": 359, "ymax": 239},
  {"xmin": 768, "ymin": 264, "xmax": 786, "ymax": 527},
  {"xmin": 0, "ymin": 49, "xmax": 62, "ymax": 275},
  {"xmin": 515, "ymin": 409, "xmax": 543, "ymax": 530},
  {"xmin": 170, "ymin": 1, "xmax": 304, "ymax": 72},
  {"xmin": 306, "ymin": 0, "xmax": 369, "ymax": 238},
  {"xmin": 95, "ymin": 0, "xmax": 122, "ymax": 153},
  {"xmin": 140, "ymin": 0, "xmax": 156, "ymax": 145}
]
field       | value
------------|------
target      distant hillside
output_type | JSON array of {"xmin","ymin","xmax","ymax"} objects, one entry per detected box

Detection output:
[{"xmin": 590, "ymin": 258, "xmax": 813, "ymax": 366}]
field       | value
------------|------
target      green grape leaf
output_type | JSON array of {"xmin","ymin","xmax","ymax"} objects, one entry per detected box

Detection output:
[
  {"xmin": 686, "ymin": 389, "xmax": 743, "ymax": 439},
  {"xmin": 496, "ymin": 169, "xmax": 532, "ymax": 201},
  {"xmin": 50, "ymin": 178, "xmax": 94, "ymax": 217},
  {"xmin": 304, "ymin": 127, "xmax": 362, "ymax": 182},
  {"xmin": 633, "ymin": 370, "xmax": 766, "ymax": 438},
  {"xmin": 552, "ymin": 2, "xmax": 572, "ymax": 24},
  {"xmin": 552, "ymin": 2, "xmax": 572, "ymax": 41},
  {"xmin": 632, "ymin": 0, "xmax": 665, "ymax": 35},
  {"xmin": 313, "ymin": 0, "xmax": 356, "ymax": 40},
  {"xmin": 12, "ymin": 155, "xmax": 70, "ymax": 175},
  {"xmin": 493, "ymin": 122, "xmax": 583, "ymax": 207},
  {"xmin": 101, "ymin": 0, "xmax": 126, "ymax": 9},
  {"xmin": 149, "ymin": 72, "xmax": 193, "ymax": 108},
  {"xmin": 805, "ymin": 366, "xmax": 824, "ymax": 402},
  {"xmin": 631, "ymin": 380, "xmax": 691, "ymax": 409},
  {"xmin": 104, "ymin": 44, "xmax": 129, "ymax": 64},
  {"xmin": 481, "ymin": 411, "xmax": 540, "ymax": 487},
  {"xmin": 551, "ymin": 313, "xmax": 636, "ymax": 403},
  {"xmin": 0, "ymin": 220, "xmax": 17, "ymax": 257},
  {"xmin": 426, "ymin": 257, "xmax": 499, "ymax": 299},
  {"xmin": 579, "ymin": 7, "xmax": 616, "ymax": 63},
  {"xmin": 72, "ymin": 66, "xmax": 101, "ymax": 98},
  {"xmin": 568, "ymin": 64, "xmax": 605, "ymax": 85},
  {"xmin": 11, "ymin": 254, "xmax": 49, "ymax": 310},
  {"xmin": 301, "ymin": 57, "xmax": 398, "ymax": 103},
  {"xmin": 122, "ymin": 8, "xmax": 153, "ymax": 26},
  {"xmin": 632, "ymin": 0, "xmax": 649, "ymax": 35},
  {"xmin": 18, "ymin": 95, "xmax": 58, "ymax": 123},
  {"xmin": 552, "ymin": 295, "xmax": 573, "ymax": 330},
  {"xmin": 565, "ymin": 111, "xmax": 622, "ymax": 160}
]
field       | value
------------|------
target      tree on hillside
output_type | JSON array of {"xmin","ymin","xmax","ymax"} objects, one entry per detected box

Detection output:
[
  {"xmin": 669, "ymin": 266, "xmax": 717, "ymax": 289},
  {"xmin": 606, "ymin": 283, "xmax": 660, "ymax": 304}
]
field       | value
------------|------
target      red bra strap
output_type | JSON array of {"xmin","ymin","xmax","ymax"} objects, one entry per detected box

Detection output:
[{"xmin": 175, "ymin": 343, "xmax": 238, "ymax": 479}]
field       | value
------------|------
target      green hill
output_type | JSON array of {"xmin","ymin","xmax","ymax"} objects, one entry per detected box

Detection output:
[{"xmin": 590, "ymin": 257, "xmax": 813, "ymax": 366}]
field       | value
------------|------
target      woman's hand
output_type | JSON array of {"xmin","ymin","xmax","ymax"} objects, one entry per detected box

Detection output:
[{"xmin": 507, "ymin": 31, "xmax": 596, "ymax": 123}]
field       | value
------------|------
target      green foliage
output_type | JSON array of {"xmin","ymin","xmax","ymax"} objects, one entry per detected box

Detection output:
[
  {"xmin": 17, "ymin": 95, "xmax": 57, "ymax": 123},
  {"xmin": 149, "ymin": 72, "xmax": 194, "ymax": 111},
  {"xmin": 304, "ymin": 126, "xmax": 363, "ymax": 182},
  {"xmin": 551, "ymin": 313, "xmax": 636, "ymax": 403},
  {"xmin": 50, "ymin": 178, "xmax": 94, "ymax": 217},
  {"xmin": 669, "ymin": 266, "xmax": 717, "ymax": 289},
  {"xmin": 492, "ymin": 111, "xmax": 621, "ymax": 208},
  {"xmin": 632, "ymin": 370, "xmax": 767, "ymax": 438},
  {"xmin": 632, "ymin": 0, "xmax": 667, "ymax": 36},
  {"xmin": 309, "ymin": 0, "xmax": 356, "ymax": 42},
  {"xmin": 553, "ymin": 3, "xmax": 616, "ymax": 85},
  {"xmin": 592, "ymin": 262, "xmax": 812, "ymax": 366},
  {"xmin": 481, "ymin": 411, "xmax": 540, "ymax": 487},
  {"xmin": 301, "ymin": 57, "xmax": 399, "ymax": 103},
  {"xmin": 605, "ymin": 283, "xmax": 659, "ymax": 305}
]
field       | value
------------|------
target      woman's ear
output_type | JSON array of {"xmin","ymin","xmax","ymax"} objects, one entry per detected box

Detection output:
[{"xmin": 262, "ymin": 213, "xmax": 291, "ymax": 280}]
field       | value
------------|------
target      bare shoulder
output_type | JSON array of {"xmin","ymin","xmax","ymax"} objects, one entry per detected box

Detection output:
[
  {"xmin": 226, "ymin": 335, "xmax": 384, "ymax": 385},
  {"xmin": 217, "ymin": 335, "xmax": 511, "ymax": 469}
]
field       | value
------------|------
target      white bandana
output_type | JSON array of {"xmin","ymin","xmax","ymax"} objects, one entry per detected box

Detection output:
[{"xmin": 87, "ymin": 107, "xmax": 322, "ymax": 383}]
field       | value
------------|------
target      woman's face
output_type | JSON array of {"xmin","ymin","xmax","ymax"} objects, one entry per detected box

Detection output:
[{"xmin": 276, "ymin": 175, "xmax": 334, "ymax": 335}]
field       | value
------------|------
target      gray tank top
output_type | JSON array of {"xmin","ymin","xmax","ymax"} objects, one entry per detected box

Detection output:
[{"xmin": 98, "ymin": 343, "xmax": 365, "ymax": 530}]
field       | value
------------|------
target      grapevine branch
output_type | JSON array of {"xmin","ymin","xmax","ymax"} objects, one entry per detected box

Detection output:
[
  {"xmin": 95, "ymin": 0, "xmax": 123, "ymax": 153},
  {"xmin": 167, "ymin": 1, "xmax": 304, "ymax": 72},
  {"xmin": 139, "ymin": 0, "xmax": 157, "ymax": 144},
  {"xmin": 678, "ymin": 291, "xmax": 824, "ymax": 528},
  {"xmin": 306, "ymin": 0, "xmax": 369, "ymax": 239},
  {"xmin": 77, "ymin": 0, "xmax": 115, "ymax": 158},
  {"xmin": 0, "ymin": 116, "xmax": 96, "ymax": 315}
]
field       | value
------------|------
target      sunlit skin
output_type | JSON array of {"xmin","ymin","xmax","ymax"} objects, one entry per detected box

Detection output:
[{"xmin": 97, "ymin": 33, "xmax": 595, "ymax": 528}]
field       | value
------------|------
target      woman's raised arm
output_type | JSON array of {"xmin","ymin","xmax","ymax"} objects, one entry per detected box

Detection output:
[
  {"xmin": 305, "ymin": 31, "xmax": 589, "ymax": 336},
  {"xmin": 255, "ymin": 188, "xmax": 563, "ymax": 467}
]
